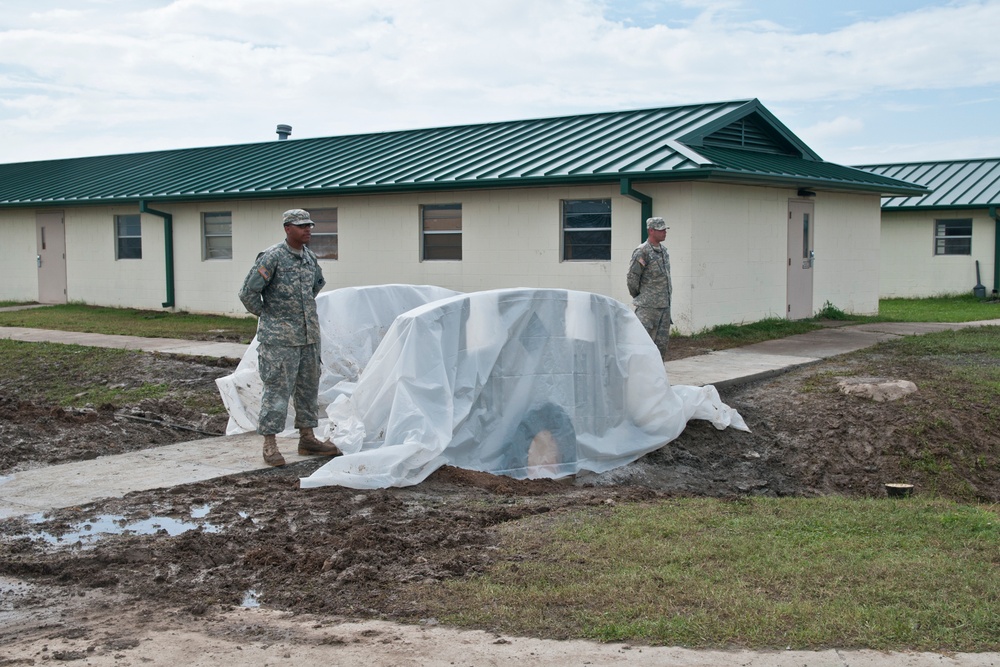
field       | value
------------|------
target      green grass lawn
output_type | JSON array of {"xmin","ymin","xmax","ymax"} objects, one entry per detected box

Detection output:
[
  {"xmin": 877, "ymin": 293, "xmax": 1000, "ymax": 322},
  {"xmin": 419, "ymin": 496, "xmax": 1000, "ymax": 651}
]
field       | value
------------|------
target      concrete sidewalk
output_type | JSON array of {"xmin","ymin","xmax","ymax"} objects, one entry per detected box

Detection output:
[
  {"xmin": 3, "ymin": 318, "xmax": 1000, "ymax": 520},
  {"xmin": 0, "ymin": 325, "xmax": 248, "ymax": 360},
  {"xmin": 666, "ymin": 319, "xmax": 1000, "ymax": 387}
]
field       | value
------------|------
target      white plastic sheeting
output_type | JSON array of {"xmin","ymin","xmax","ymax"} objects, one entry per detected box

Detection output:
[
  {"xmin": 298, "ymin": 288, "xmax": 748, "ymax": 490},
  {"xmin": 215, "ymin": 284, "xmax": 461, "ymax": 438}
]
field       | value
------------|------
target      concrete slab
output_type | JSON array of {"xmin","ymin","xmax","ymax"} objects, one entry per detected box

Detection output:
[
  {"xmin": 731, "ymin": 326, "xmax": 896, "ymax": 359},
  {"xmin": 0, "ymin": 304, "xmax": 52, "ymax": 313},
  {"xmin": 0, "ymin": 326, "xmax": 248, "ymax": 360},
  {"xmin": 667, "ymin": 350, "xmax": 819, "ymax": 388},
  {"xmin": 851, "ymin": 319, "xmax": 1000, "ymax": 335},
  {"xmin": 0, "ymin": 434, "xmax": 314, "ymax": 519}
]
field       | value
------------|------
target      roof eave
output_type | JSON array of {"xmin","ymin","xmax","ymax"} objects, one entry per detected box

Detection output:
[
  {"xmin": 0, "ymin": 168, "xmax": 926, "ymax": 208},
  {"xmin": 881, "ymin": 202, "xmax": 999, "ymax": 211},
  {"xmin": 661, "ymin": 169, "xmax": 930, "ymax": 197}
]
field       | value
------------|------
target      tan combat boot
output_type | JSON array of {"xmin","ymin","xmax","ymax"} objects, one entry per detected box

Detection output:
[
  {"xmin": 262, "ymin": 434, "xmax": 285, "ymax": 467},
  {"xmin": 298, "ymin": 428, "xmax": 342, "ymax": 457}
]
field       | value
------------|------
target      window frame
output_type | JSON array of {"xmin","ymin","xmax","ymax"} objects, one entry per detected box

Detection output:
[
  {"xmin": 421, "ymin": 203, "xmax": 462, "ymax": 261},
  {"xmin": 115, "ymin": 213, "xmax": 142, "ymax": 260},
  {"xmin": 202, "ymin": 211, "xmax": 233, "ymax": 261},
  {"xmin": 561, "ymin": 199, "xmax": 612, "ymax": 261},
  {"xmin": 934, "ymin": 218, "xmax": 972, "ymax": 256},
  {"xmin": 306, "ymin": 207, "xmax": 338, "ymax": 260}
]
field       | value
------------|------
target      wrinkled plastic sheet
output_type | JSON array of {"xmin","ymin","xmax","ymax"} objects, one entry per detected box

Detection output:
[
  {"xmin": 293, "ymin": 287, "xmax": 748, "ymax": 489},
  {"xmin": 215, "ymin": 284, "xmax": 462, "ymax": 437}
]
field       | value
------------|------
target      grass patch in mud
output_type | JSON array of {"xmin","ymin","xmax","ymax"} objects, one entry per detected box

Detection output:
[
  {"xmin": 1, "ymin": 339, "xmax": 180, "ymax": 407},
  {"xmin": 425, "ymin": 496, "xmax": 1000, "ymax": 651},
  {"xmin": 684, "ymin": 317, "xmax": 820, "ymax": 345},
  {"xmin": 0, "ymin": 303, "xmax": 257, "ymax": 342}
]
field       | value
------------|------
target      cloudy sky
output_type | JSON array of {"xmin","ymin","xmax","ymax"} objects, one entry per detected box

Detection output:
[{"xmin": 1, "ymin": 0, "xmax": 998, "ymax": 166}]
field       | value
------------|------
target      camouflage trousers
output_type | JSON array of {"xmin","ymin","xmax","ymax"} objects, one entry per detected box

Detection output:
[
  {"xmin": 634, "ymin": 306, "xmax": 671, "ymax": 360},
  {"xmin": 256, "ymin": 342, "xmax": 321, "ymax": 436}
]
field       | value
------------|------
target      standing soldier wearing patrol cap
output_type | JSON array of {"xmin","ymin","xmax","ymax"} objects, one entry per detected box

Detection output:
[
  {"xmin": 627, "ymin": 216, "xmax": 673, "ymax": 360},
  {"xmin": 239, "ymin": 208, "xmax": 342, "ymax": 466}
]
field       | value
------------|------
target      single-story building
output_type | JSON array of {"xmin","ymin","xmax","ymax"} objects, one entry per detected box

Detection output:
[
  {"xmin": 854, "ymin": 158, "xmax": 1000, "ymax": 298},
  {"xmin": 0, "ymin": 99, "xmax": 925, "ymax": 333}
]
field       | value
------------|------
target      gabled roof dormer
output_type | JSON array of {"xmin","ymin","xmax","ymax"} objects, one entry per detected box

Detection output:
[{"xmin": 679, "ymin": 99, "xmax": 821, "ymax": 161}]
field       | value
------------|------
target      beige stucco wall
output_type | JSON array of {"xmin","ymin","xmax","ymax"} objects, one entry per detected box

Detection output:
[
  {"xmin": 689, "ymin": 182, "xmax": 790, "ymax": 330},
  {"xmin": 879, "ymin": 209, "xmax": 995, "ymax": 298},
  {"xmin": 633, "ymin": 183, "xmax": 882, "ymax": 330},
  {"xmin": 814, "ymin": 191, "xmax": 882, "ymax": 315},
  {"xmin": 66, "ymin": 205, "xmax": 167, "ymax": 308},
  {"xmin": 1, "ymin": 181, "xmax": 886, "ymax": 333}
]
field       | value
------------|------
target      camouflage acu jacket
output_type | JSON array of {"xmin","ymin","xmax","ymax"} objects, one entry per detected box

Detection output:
[
  {"xmin": 626, "ymin": 241, "xmax": 672, "ymax": 309},
  {"xmin": 238, "ymin": 241, "xmax": 326, "ymax": 346}
]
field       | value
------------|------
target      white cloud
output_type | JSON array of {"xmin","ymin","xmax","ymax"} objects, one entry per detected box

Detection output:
[
  {"xmin": 1, "ymin": 0, "xmax": 998, "ymax": 162},
  {"xmin": 799, "ymin": 115, "xmax": 865, "ymax": 144}
]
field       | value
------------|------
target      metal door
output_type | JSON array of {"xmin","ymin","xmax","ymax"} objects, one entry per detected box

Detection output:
[
  {"xmin": 786, "ymin": 200, "xmax": 814, "ymax": 320},
  {"xmin": 36, "ymin": 211, "xmax": 68, "ymax": 304}
]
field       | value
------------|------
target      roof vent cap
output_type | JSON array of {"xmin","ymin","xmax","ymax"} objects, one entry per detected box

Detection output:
[{"xmin": 276, "ymin": 124, "xmax": 292, "ymax": 140}]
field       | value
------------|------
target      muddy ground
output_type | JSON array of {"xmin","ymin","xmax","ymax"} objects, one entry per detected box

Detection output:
[{"xmin": 1, "ymin": 333, "xmax": 998, "ymax": 663}]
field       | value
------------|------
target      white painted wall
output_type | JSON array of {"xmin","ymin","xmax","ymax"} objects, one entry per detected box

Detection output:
[
  {"xmin": 688, "ymin": 182, "xmax": 791, "ymax": 330},
  {"xmin": 0, "ymin": 209, "xmax": 39, "ymax": 302},
  {"xmin": 879, "ymin": 209, "xmax": 995, "ymax": 298},
  {"xmin": 0, "ymin": 181, "xmax": 888, "ymax": 332},
  {"xmin": 63, "ymin": 205, "xmax": 165, "ymax": 308},
  {"xmin": 814, "ymin": 191, "xmax": 882, "ymax": 315}
]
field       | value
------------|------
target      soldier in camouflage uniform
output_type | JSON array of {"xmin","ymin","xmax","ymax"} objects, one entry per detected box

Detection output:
[
  {"xmin": 239, "ymin": 208, "xmax": 341, "ymax": 466},
  {"xmin": 627, "ymin": 216, "xmax": 672, "ymax": 360}
]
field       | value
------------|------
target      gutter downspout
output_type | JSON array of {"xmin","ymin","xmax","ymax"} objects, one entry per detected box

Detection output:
[
  {"xmin": 139, "ymin": 201, "xmax": 175, "ymax": 308},
  {"xmin": 620, "ymin": 178, "xmax": 653, "ymax": 242},
  {"xmin": 990, "ymin": 207, "xmax": 1000, "ymax": 297}
]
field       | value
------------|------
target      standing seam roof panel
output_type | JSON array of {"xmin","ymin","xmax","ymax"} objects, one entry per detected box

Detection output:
[
  {"xmin": 370, "ymin": 115, "xmax": 605, "ymax": 184},
  {"xmin": 857, "ymin": 158, "xmax": 1000, "ymax": 209},
  {"xmin": 560, "ymin": 107, "xmax": 722, "ymax": 176},
  {"xmin": 495, "ymin": 111, "xmax": 683, "ymax": 178},
  {"xmin": 0, "ymin": 99, "xmax": 928, "ymax": 205},
  {"xmin": 443, "ymin": 114, "xmax": 638, "ymax": 181}
]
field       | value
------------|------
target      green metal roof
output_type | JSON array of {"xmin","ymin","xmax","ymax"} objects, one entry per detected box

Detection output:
[
  {"xmin": 0, "ymin": 99, "xmax": 927, "ymax": 207},
  {"xmin": 855, "ymin": 158, "xmax": 1000, "ymax": 210}
]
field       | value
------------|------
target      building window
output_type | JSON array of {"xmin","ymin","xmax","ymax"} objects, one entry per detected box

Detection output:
[
  {"xmin": 115, "ymin": 214, "xmax": 142, "ymax": 260},
  {"xmin": 562, "ymin": 199, "xmax": 611, "ymax": 260},
  {"xmin": 935, "ymin": 219, "xmax": 972, "ymax": 256},
  {"xmin": 202, "ymin": 211, "xmax": 232, "ymax": 260},
  {"xmin": 422, "ymin": 204, "xmax": 462, "ymax": 260},
  {"xmin": 307, "ymin": 208, "xmax": 338, "ymax": 260}
]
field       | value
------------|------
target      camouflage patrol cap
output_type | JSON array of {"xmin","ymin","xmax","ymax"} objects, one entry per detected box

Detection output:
[
  {"xmin": 646, "ymin": 216, "xmax": 669, "ymax": 230},
  {"xmin": 282, "ymin": 209, "xmax": 313, "ymax": 226}
]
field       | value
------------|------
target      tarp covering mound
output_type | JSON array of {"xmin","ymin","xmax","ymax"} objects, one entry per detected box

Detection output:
[
  {"xmin": 215, "ymin": 284, "xmax": 461, "ymax": 437},
  {"xmin": 297, "ymin": 287, "xmax": 748, "ymax": 490}
]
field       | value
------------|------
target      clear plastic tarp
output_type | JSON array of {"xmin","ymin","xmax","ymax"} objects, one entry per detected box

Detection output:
[
  {"xmin": 288, "ymin": 287, "xmax": 748, "ymax": 489},
  {"xmin": 216, "ymin": 284, "xmax": 462, "ymax": 437}
]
